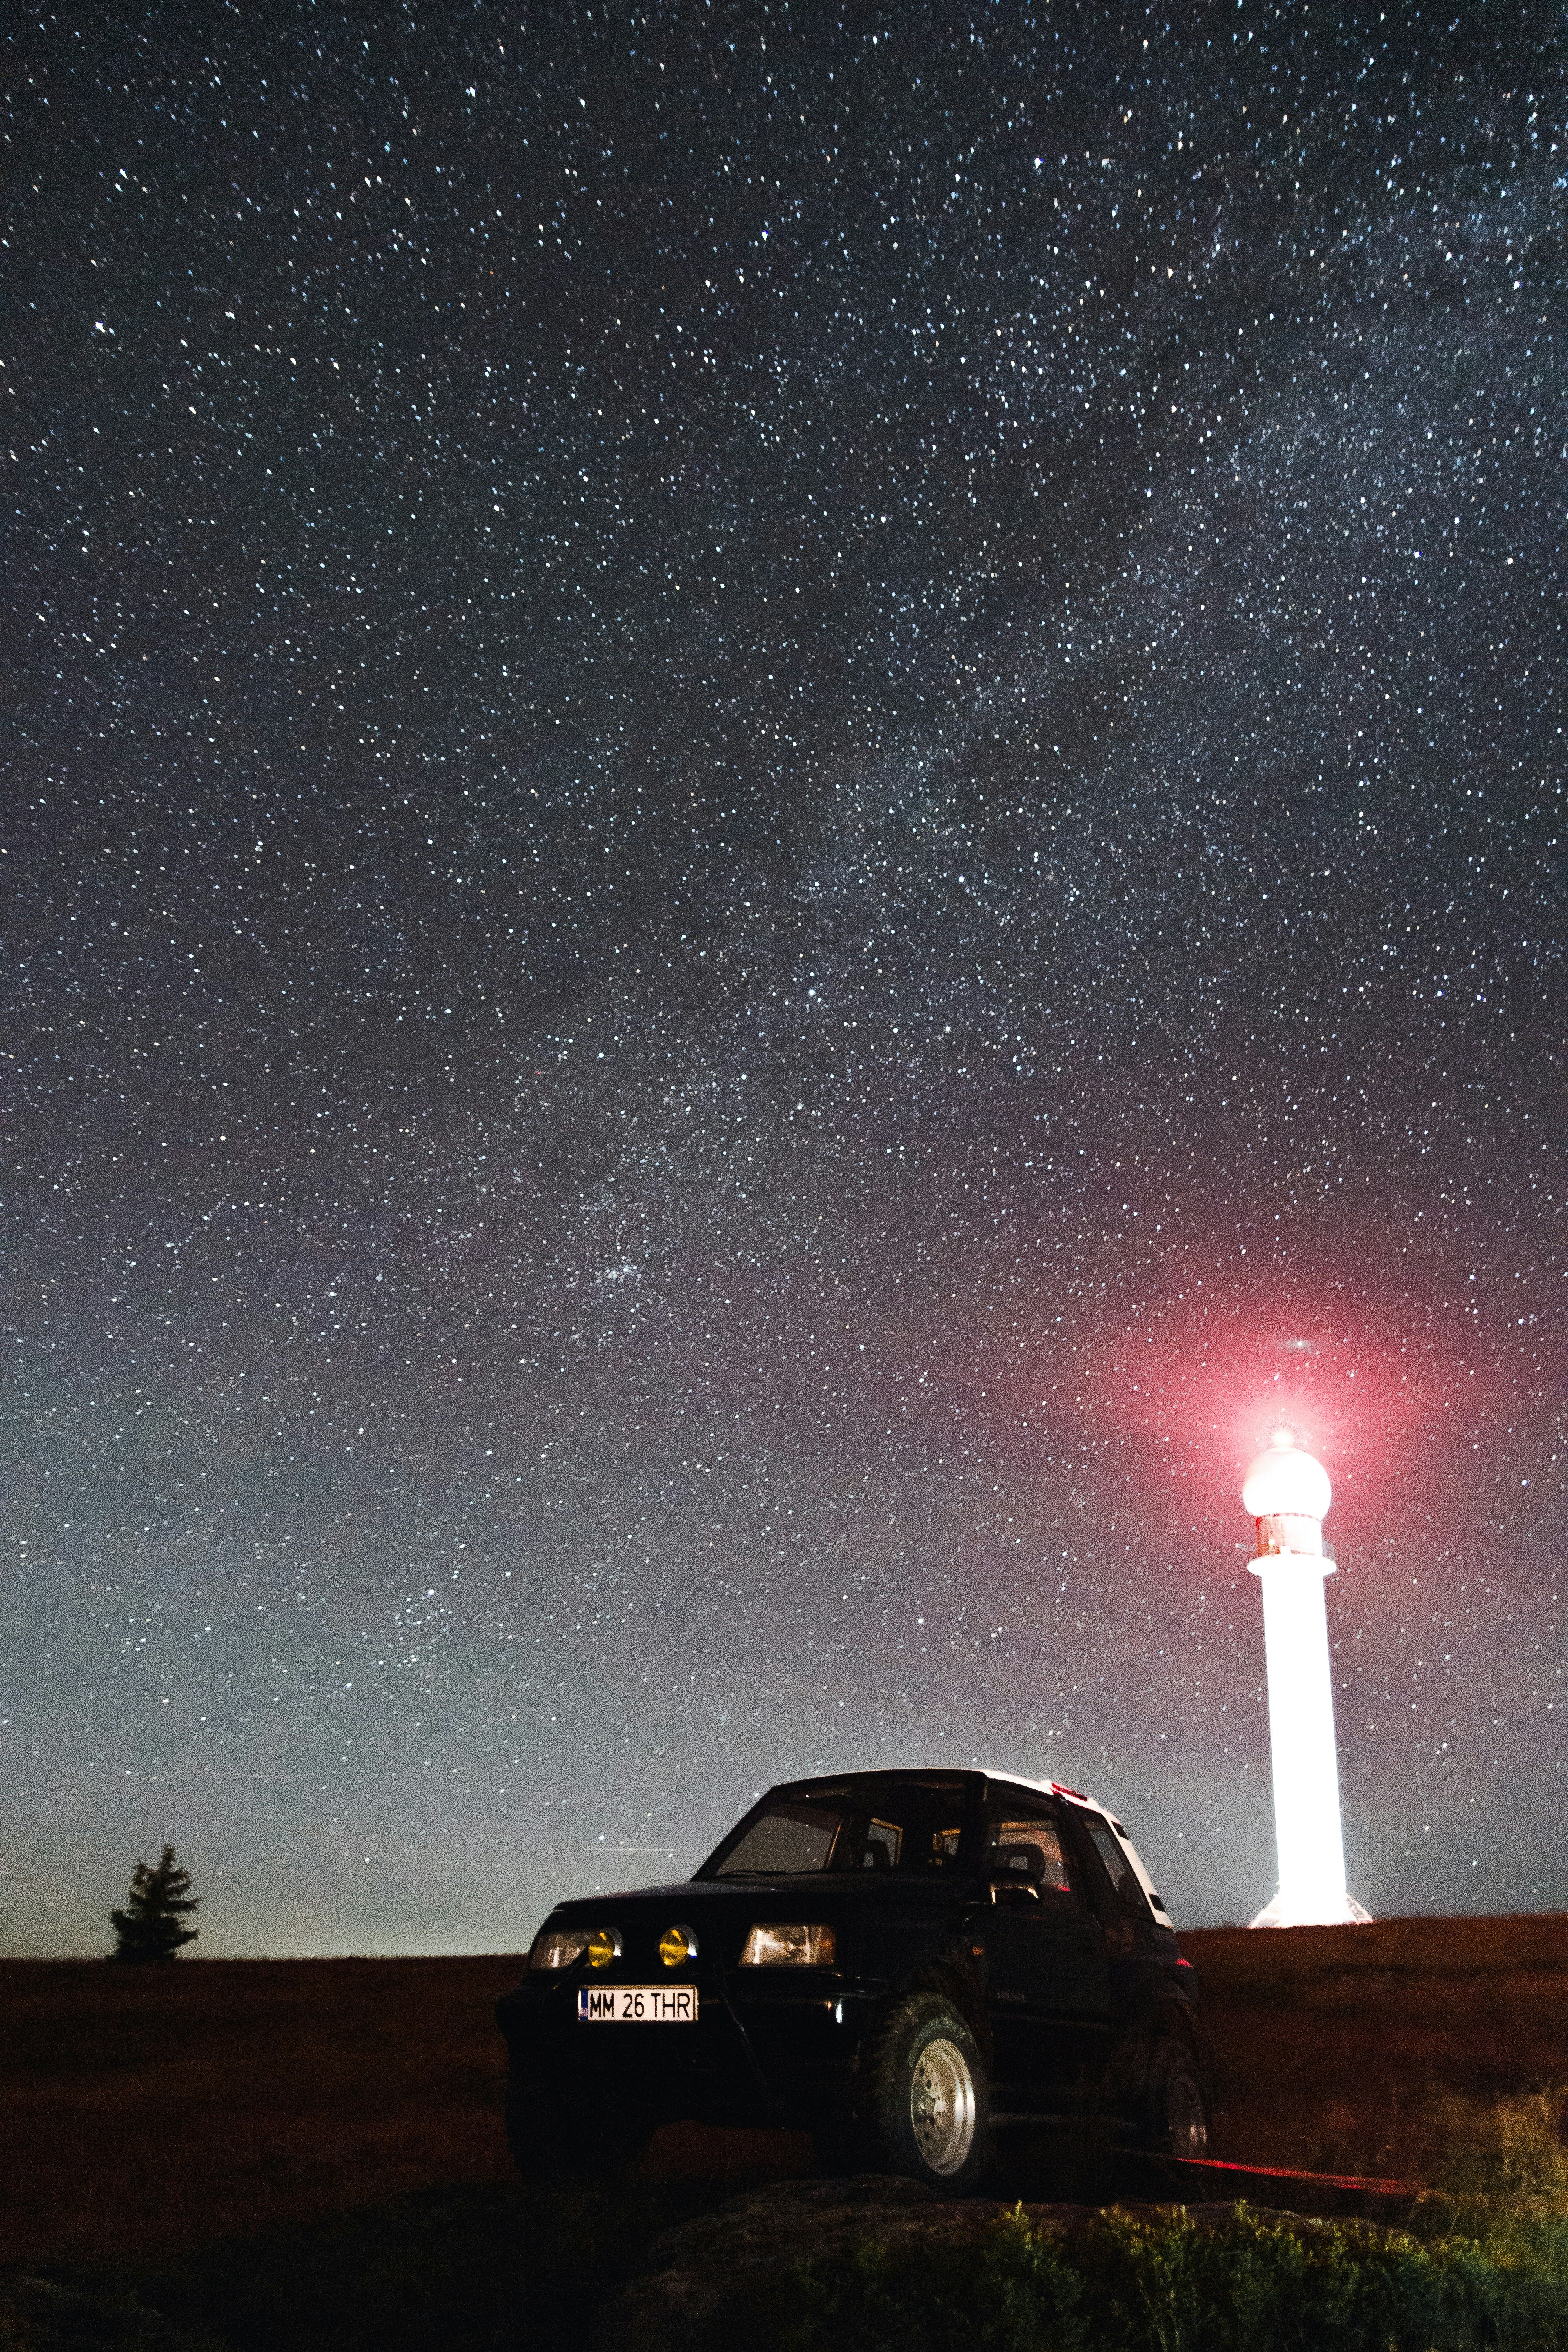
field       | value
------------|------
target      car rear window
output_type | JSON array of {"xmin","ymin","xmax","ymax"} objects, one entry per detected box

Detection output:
[
  {"xmin": 704, "ymin": 1778, "xmax": 971, "ymax": 1877},
  {"xmin": 1082, "ymin": 1815, "xmax": 1150, "ymax": 1916}
]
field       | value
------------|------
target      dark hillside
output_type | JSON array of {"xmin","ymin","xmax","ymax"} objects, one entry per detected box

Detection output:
[
  {"xmin": 0, "ymin": 1956, "xmax": 523, "ymax": 2262},
  {"xmin": 1182, "ymin": 1913, "xmax": 1568, "ymax": 2178},
  {"xmin": 4, "ymin": 1917, "xmax": 1565, "ymax": 2263}
]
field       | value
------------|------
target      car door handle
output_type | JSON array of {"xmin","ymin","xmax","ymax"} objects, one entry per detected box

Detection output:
[{"xmin": 987, "ymin": 1878, "xmax": 1041, "ymax": 1906}]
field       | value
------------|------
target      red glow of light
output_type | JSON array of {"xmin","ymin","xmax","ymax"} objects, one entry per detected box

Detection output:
[
  {"xmin": 1134, "ymin": 1323, "xmax": 1432, "ymax": 1472},
  {"xmin": 996, "ymin": 1285, "xmax": 1477, "ymax": 1548}
]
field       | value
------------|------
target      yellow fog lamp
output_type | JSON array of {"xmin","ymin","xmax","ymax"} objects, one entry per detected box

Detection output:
[
  {"xmin": 659, "ymin": 1923, "xmax": 698, "ymax": 1969},
  {"xmin": 585, "ymin": 1926, "xmax": 622, "ymax": 1971}
]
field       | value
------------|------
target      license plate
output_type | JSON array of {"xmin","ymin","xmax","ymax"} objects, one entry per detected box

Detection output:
[{"xmin": 578, "ymin": 1985, "xmax": 698, "ymax": 2022}]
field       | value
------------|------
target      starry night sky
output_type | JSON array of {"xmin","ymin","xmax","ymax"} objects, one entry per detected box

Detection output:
[{"xmin": 4, "ymin": 3, "xmax": 1563, "ymax": 1957}]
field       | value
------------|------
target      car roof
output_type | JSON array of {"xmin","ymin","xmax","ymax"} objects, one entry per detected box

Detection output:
[
  {"xmin": 771, "ymin": 1766, "xmax": 975, "ymax": 1794},
  {"xmin": 770, "ymin": 1765, "xmax": 1107, "ymax": 1815},
  {"xmin": 981, "ymin": 1768, "xmax": 1107, "ymax": 1815}
]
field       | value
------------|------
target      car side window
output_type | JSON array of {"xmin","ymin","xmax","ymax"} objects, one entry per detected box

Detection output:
[
  {"xmin": 860, "ymin": 1817, "xmax": 901, "ymax": 1869},
  {"xmin": 984, "ymin": 1810, "xmax": 1073, "ymax": 1894},
  {"xmin": 1081, "ymin": 1817, "xmax": 1148, "ymax": 1919}
]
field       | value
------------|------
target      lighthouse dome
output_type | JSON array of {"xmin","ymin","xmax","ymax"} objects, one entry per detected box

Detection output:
[{"xmin": 1242, "ymin": 1434, "xmax": 1332, "ymax": 1522}]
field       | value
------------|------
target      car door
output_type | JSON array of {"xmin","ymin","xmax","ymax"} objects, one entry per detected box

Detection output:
[{"xmin": 978, "ymin": 1795, "xmax": 1114, "ymax": 2109}]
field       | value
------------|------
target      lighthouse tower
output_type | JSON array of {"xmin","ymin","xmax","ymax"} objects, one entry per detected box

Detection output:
[{"xmin": 1244, "ymin": 1432, "xmax": 1370, "ymax": 1929}]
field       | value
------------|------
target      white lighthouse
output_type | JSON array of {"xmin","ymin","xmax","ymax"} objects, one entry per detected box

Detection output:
[{"xmin": 1243, "ymin": 1432, "xmax": 1370, "ymax": 1928}]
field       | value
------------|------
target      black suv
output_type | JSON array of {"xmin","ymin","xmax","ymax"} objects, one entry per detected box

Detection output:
[{"xmin": 496, "ymin": 1767, "xmax": 1207, "ymax": 2189}]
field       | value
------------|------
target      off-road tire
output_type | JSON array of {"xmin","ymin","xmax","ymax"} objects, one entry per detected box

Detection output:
[
  {"xmin": 1141, "ymin": 2037, "xmax": 1208, "ymax": 2158},
  {"xmin": 853, "ymin": 1991, "xmax": 993, "ymax": 2190},
  {"xmin": 505, "ymin": 2062, "xmax": 653, "ymax": 2186}
]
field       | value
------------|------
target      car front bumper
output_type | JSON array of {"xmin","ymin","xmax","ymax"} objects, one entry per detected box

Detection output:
[{"xmin": 497, "ymin": 1971, "xmax": 873, "ymax": 2128}]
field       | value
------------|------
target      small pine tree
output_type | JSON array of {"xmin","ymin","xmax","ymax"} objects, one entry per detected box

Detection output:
[{"xmin": 109, "ymin": 1844, "xmax": 199, "ymax": 1962}]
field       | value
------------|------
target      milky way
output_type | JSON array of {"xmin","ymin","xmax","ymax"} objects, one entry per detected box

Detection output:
[{"xmin": 4, "ymin": 4, "xmax": 1563, "ymax": 1954}]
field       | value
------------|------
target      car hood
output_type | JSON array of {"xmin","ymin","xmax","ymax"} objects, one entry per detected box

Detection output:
[{"xmin": 542, "ymin": 1873, "xmax": 981, "ymax": 1928}]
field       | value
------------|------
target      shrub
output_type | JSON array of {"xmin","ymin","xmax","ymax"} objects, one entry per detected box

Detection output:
[
  {"xmin": 1068, "ymin": 2206, "xmax": 1499, "ymax": 2352},
  {"xmin": 1415, "ymin": 2087, "xmax": 1568, "ymax": 2352},
  {"xmin": 739, "ymin": 2203, "xmax": 1529, "ymax": 2352},
  {"xmin": 756, "ymin": 2210, "xmax": 1091, "ymax": 2352}
]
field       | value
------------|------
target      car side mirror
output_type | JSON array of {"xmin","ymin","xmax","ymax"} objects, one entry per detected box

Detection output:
[{"xmin": 987, "ymin": 1877, "xmax": 1041, "ymax": 1906}]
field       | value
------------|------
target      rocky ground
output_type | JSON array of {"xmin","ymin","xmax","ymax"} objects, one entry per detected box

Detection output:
[{"xmin": 590, "ymin": 2175, "xmax": 1288, "ymax": 2352}]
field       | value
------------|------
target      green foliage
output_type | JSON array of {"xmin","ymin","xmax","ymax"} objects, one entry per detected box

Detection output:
[
  {"xmin": 1426, "ymin": 2086, "xmax": 1568, "ymax": 2220},
  {"xmin": 1069, "ymin": 2207, "xmax": 1497, "ymax": 2352},
  {"xmin": 734, "ymin": 2203, "xmax": 1546, "ymax": 2352},
  {"xmin": 1414, "ymin": 2089, "xmax": 1568, "ymax": 2352},
  {"xmin": 109, "ymin": 1848, "xmax": 199, "ymax": 1965},
  {"xmin": 751, "ymin": 2210, "xmax": 1090, "ymax": 2352},
  {"xmin": 12, "ymin": 2180, "xmax": 1567, "ymax": 2352}
]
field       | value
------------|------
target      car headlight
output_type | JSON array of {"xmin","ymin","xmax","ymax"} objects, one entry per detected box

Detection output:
[
  {"xmin": 659, "ymin": 1924, "xmax": 698, "ymax": 1968},
  {"xmin": 530, "ymin": 1926, "xmax": 591, "ymax": 1972},
  {"xmin": 739, "ymin": 1923, "xmax": 836, "ymax": 1967},
  {"xmin": 585, "ymin": 1926, "xmax": 622, "ymax": 1971}
]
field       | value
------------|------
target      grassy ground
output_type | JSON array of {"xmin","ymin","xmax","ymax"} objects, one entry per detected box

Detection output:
[
  {"xmin": 0, "ymin": 1957, "xmax": 525, "ymax": 2264},
  {"xmin": 6, "ymin": 1918, "xmax": 1568, "ymax": 2260},
  {"xmin": 5, "ymin": 2168, "xmax": 1564, "ymax": 2352},
  {"xmin": 728, "ymin": 2198, "xmax": 1568, "ymax": 2352},
  {"xmin": 1180, "ymin": 1914, "xmax": 1568, "ymax": 2180},
  {"xmin": 0, "ymin": 1953, "xmax": 804, "ymax": 2267}
]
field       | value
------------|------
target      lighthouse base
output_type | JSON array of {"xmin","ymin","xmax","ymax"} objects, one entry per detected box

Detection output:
[{"xmin": 1249, "ymin": 1889, "xmax": 1374, "ymax": 1929}]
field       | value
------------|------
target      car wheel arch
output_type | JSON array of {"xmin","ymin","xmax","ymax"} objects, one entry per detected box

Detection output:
[
  {"xmin": 1103, "ymin": 2000, "xmax": 1197, "ymax": 2100},
  {"xmin": 1155, "ymin": 1999, "xmax": 1212, "ymax": 2093},
  {"xmin": 1129, "ymin": 2002, "xmax": 1212, "ymax": 2114},
  {"xmin": 887, "ymin": 1957, "xmax": 991, "ymax": 2058}
]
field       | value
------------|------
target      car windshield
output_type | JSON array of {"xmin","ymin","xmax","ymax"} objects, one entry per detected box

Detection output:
[{"xmin": 704, "ymin": 1777, "xmax": 972, "ymax": 1877}]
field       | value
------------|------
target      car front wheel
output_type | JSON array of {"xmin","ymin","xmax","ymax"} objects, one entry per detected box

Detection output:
[{"xmin": 855, "ymin": 1992, "xmax": 993, "ymax": 2190}]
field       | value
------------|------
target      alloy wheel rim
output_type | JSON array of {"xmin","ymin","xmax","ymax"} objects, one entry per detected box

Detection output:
[
  {"xmin": 1168, "ymin": 2074, "xmax": 1207, "ymax": 2158},
  {"xmin": 909, "ymin": 2036, "xmax": 976, "ymax": 2175}
]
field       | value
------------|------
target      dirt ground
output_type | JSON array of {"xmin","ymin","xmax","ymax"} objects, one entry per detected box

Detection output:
[{"xmin": 3, "ymin": 1913, "xmax": 1564, "ymax": 2264}]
